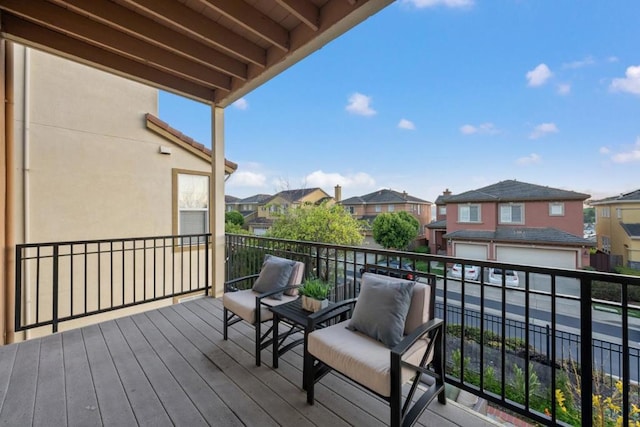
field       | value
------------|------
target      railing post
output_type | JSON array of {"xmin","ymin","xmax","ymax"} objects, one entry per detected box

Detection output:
[
  {"xmin": 14, "ymin": 245, "xmax": 23, "ymax": 332},
  {"xmin": 52, "ymin": 244, "xmax": 59, "ymax": 333},
  {"xmin": 579, "ymin": 276, "xmax": 592, "ymax": 425},
  {"xmin": 206, "ymin": 233, "xmax": 210, "ymax": 296}
]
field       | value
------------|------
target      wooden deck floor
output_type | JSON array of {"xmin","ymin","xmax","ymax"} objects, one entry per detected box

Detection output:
[{"xmin": 0, "ymin": 297, "xmax": 498, "ymax": 426}]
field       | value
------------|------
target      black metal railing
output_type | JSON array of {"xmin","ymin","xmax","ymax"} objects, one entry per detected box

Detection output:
[
  {"xmin": 225, "ymin": 233, "xmax": 640, "ymax": 427},
  {"xmin": 15, "ymin": 233, "xmax": 211, "ymax": 333}
]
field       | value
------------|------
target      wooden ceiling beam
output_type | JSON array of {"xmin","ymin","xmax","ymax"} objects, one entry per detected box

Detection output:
[
  {"xmin": 121, "ymin": 0, "xmax": 266, "ymax": 68},
  {"xmin": 1, "ymin": 0, "xmax": 232, "ymax": 90},
  {"xmin": 200, "ymin": 0, "xmax": 290, "ymax": 52},
  {"xmin": 1, "ymin": 14, "xmax": 218, "ymax": 103},
  {"xmin": 274, "ymin": 0, "xmax": 319, "ymax": 31},
  {"xmin": 50, "ymin": 0, "xmax": 247, "ymax": 80}
]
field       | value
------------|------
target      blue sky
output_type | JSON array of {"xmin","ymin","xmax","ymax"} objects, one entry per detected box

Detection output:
[{"xmin": 159, "ymin": 0, "xmax": 640, "ymax": 203}]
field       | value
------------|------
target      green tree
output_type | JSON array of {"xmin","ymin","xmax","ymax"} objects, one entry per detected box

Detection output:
[
  {"xmin": 267, "ymin": 202, "xmax": 364, "ymax": 245},
  {"xmin": 583, "ymin": 207, "xmax": 595, "ymax": 224},
  {"xmin": 372, "ymin": 211, "xmax": 420, "ymax": 250},
  {"xmin": 225, "ymin": 221, "xmax": 250, "ymax": 235},
  {"xmin": 225, "ymin": 210, "xmax": 244, "ymax": 226}
]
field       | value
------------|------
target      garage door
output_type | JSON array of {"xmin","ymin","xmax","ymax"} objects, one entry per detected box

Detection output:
[
  {"xmin": 495, "ymin": 246, "xmax": 576, "ymax": 269},
  {"xmin": 454, "ymin": 243, "xmax": 487, "ymax": 260}
]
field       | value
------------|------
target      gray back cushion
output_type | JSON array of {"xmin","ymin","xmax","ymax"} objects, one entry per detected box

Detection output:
[
  {"xmin": 347, "ymin": 273, "xmax": 415, "ymax": 348},
  {"xmin": 252, "ymin": 255, "xmax": 295, "ymax": 300}
]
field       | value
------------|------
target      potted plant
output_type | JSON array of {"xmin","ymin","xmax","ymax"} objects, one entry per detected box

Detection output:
[{"xmin": 298, "ymin": 278, "xmax": 331, "ymax": 312}]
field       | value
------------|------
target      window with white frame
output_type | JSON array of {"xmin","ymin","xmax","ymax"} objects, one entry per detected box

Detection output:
[
  {"xmin": 346, "ymin": 206, "xmax": 355, "ymax": 214},
  {"xmin": 602, "ymin": 236, "xmax": 611, "ymax": 253},
  {"xmin": 388, "ymin": 204, "xmax": 395, "ymax": 212},
  {"xmin": 601, "ymin": 207, "xmax": 610, "ymax": 218},
  {"xmin": 616, "ymin": 208, "xmax": 622, "ymax": 219},
  {"xmin": 176, "ymin": 172, "xmax": 209, "ymax": 245},
  {"xmin": 439, "ymin": 206, "xmax": 446, "ymax": 215},
  {"xmin": 549, "ymin": 202, "xmax": 565, "ymax": 216},
  {"xmin": 375, "ymin": 205, "xmax": 381, "ymax": 213},
  {"xmin": 500, "ymin": 203, "xmax": 524, "ymax": 224},
  {"xmin": 458, "ymin": 204, "xmax": 481, "ymax": 223}
]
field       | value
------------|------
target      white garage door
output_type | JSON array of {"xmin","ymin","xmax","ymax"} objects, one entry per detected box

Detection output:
[
  {"xmin": 454, "ymin": 243, "xmax": 487, "ymax": 260},
  {"xmin": 495, "ymin": 246, "xmax": 576, "ymax": 269}
]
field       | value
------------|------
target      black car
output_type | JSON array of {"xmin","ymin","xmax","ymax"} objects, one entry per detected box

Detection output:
[{"xmin": 359, "ymin": 260, "xmax": 415, "ymax": 280}]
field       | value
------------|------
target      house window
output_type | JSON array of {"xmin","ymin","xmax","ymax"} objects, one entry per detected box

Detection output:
[
  {"xmin": 499, "ymin": 203, "xmax": 524, "ymax": 224},
  {"xmin": 616, "ymin": 208, "xmax": 622, "ymax": 219},
  {"xmin": 416, "ymin": 204, "xmax": 421, "ymax": 215},
  {"xmin": 601, "ymin": 207, "xmax": 610, "ymax": 218},
  {"xmin": 439, "ymin": 206, "xmax": 446, "ymax": 215},
  {"xmin": 175, "ymin": 171, "xmax": 209, "ymax": 245},
  {"xmin": 346, "ymin": 206, "xmax": 355, "ymax": 214},
  {"xmin": 458, "ymin": 204, "xmax": 481, "ymax": 223},
  {"xmin": 602, "ymin": 236, "xmax": 611, "ymax": 253},
  {"xmin": 549, "ymin": 202, "xmax": 564, "ymax": 216},
  {"xmin": 388, "ymin": 205, "xmax": 395, "ymax": 212},
  {"xmin": 375, "ymin": 205, "xmax": 381, "ymax": 213}
]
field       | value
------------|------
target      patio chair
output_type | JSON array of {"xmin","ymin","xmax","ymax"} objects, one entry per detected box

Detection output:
[
  {"xmin": 223, "ymin": 254, "xmax": 305, "ymax": 366},
  {"xmin": 304, "ymin": 270, "xmax": 445, "ymax": 427}
]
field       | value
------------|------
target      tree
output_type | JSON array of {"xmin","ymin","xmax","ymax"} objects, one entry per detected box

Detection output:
[
  {"xmin": 583, "ymin": 207, "xmax": 595, "ymax": 224},
  {"xmin": 372, "ymin": 211, "xmax": 420, "ymax": 250},
  {"xmin": 225, "ymin": 210, "xmax": 244, "ymax": 226},
  {"xmin": 267, "ymin": 202, "xmax": 364, "ymax": 245}
]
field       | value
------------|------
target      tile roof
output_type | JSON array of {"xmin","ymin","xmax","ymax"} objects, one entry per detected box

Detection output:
[
  {"xmin": 427, "ymin": 220, "xmax": 447, "ymax": 229},
  {"xmin": 590, "ymin": 189, "xmax": 640, "ymax": 205},
  {"xmin": 445, "ymin": 180, "xmax": 589, "ymax": 203},
  {"xmin": 145, "ymin": 113, "xmax": 238, "ymax": 173},
  {"xmin": 238, "ymin": 194, "xmax": 272, "ymax": 204},
  {"xmin": 225, "ymin": 195, "xmax": 240, "ymax": 203},
  {"xmin": 621, "ymin": 223, "xmax": 640, "ymax": 238},
  {"xmin": 340, "ymin": 189, "xmax": 431, "ymax": 205},
  {"xmin": 444, "ymin": 227, "xmax": 594, "ymax": 246},
  {"xmin": 265, "ymin": 188, "xmax": 328, "ymax": 204}
]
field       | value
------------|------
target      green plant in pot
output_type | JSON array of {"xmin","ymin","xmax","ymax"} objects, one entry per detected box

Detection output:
[{"xmin": 299, "ymin": 278, "xmax": 331, "ymax": 312}]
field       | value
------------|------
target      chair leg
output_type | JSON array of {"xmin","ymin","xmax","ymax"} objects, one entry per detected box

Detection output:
[
  {"xmin": 255, "ymin": 300, "xmax": 262, "ymax": 367},
  {"xmin": 223, "ymin": 308, "xmax": 229, "ymax": 340},
  {"xmin": 390, "ymin": 352, "xmax": 401, "ymax": 427}
]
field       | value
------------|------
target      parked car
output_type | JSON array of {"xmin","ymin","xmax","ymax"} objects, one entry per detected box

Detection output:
[
  {"xmin": 488, "ymin": 268, "xmax": 519, "ymax": 287},
  {"xmin": 360, "ymin": 260, "xmax": 414, "ymax": 280},
  {"xmin": 449, "ymin": 263, "xmax": 480, "ymax": 281}
]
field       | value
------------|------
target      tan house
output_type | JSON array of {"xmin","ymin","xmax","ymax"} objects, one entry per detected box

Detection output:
[
  {"xmin": 248, "ymin": 188, "xmax": 332, "ymax": 235},
  {"xmin": 339, "ymin": 189, "xmax": 432, "ymax": 238},
  {"xmin": 590, "ymin": 189, "xmax": 640, "ymax": 269}
]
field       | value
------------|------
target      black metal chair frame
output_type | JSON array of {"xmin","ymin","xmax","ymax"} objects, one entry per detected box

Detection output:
[{"xmin": 303, "ymin": 267, "xmax": 446, "ymax": 427}]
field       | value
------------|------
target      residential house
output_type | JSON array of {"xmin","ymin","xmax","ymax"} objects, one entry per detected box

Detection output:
[
  {"xmin": 340, "ymin": 189, "xmax": 432, "ymax": 238},
  {"xmin": 443, "ymin": 180, "xmax": 593, "ymax": 269},
  {"xmin": 227, "ymin": 194, "xmax": 273, "ymax": 226},
  {"xmin": 427, "ymin": 189, "xmax": 453, "ymax": 254},
  {"xmin": 225, "ymin": 195, "xmax": 240, "ymax": 212},
  {"xmin": 247, "ymin": 188, "xmax": 332, "ymax": 235},
  {"xmin": 590, "ymin": 189, "xmax": 640, "ymax": 269}
]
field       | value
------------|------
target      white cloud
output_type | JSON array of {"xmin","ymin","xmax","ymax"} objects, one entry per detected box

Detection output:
[
  {"xmin": 607, "ymin": 56, "xmax": 619, "ymax": 63},
  {"xmin": 226, "ymin": 171, "xmax": 266, "ymax": 187},
  {"xmin": 529, "ymin": 122, "xmax": 559, "ymax": 139},
  {"xmin": 398, "ymin": 119, "xmax": 416, "ymax": 130},
  {"xmin": 610, "ymin": 65, "xmax": 640, "ymax": 96},
  {"xmin": 345, "ymin": 92, "xmax": 376, "ymax": 116},
  {"xmin": 516, "ymin": 153, "xmax": 541, "ymax": 165},
  {"xmin": 611, "ymin": 137, "xmax": 640, "ymax": 163},
  {"xmin": 305, "ymin": 170, "xmax": 375, "ymax": 189},
  {"xmin": 526, "ymin": 64, "xmax": 553, "ymax": 87},
  {"xmin": 402, "ymin": 0, "xmax": 474, "ymax": 8},
  {"xmin": 599, "ymin": 146, "xmax": 610, "ymax": 155},
  {"xmin": 460, "ymin": 122, "xmax": 499, "ymax": 135},
  {"xmin": 557, "ymin": 83, "xmax": 571, "ymax": 95},
  {"xmin": 562, "ymin": 56, "xmax": 595, "ymax": 69},
  {"xmin": 232, "ymin": 97, "xmax": 249, "ymax": 110}
]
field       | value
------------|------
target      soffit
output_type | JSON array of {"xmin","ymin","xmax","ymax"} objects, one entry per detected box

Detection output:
[{"xmin": 0, "ymin": 0, "xmax": 393, "ymax": 106}]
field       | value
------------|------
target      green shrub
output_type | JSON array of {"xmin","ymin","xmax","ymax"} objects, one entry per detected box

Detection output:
[{"xmin": 298, "ymin": 278, "xmax": 331, "ymax": 300}]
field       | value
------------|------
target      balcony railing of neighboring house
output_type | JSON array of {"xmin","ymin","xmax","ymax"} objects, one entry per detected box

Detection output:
[
  {"xmin": 225, "ymin": 233, "xmax": 640, "ymax": 427},
  {"xmin": 15, "ymin": 233, "xmax": 211, "ymax": 334}
]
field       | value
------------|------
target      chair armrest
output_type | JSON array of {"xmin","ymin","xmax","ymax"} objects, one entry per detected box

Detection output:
[
  {"xmin": 392, "ymin": 318, "xmax": 444, "ymax": 357},
  {"xmin": 255, "ymin": 284, "xmax": 300, "ymax": 301},
  {"xmin": 307, "ymin": 298, "xmax": 358, "ymax": 330},
  {"xmin": 224, "ymin": 274, "xmax": 260, "ymax": 292}
]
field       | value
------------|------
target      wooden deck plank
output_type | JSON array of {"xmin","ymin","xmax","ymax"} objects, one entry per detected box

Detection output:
[
  {"xmin": 173, "ymin": 300, "xmax": 319, "ymax": 427},
  {"xmin": 98, "ymin": 320, "xmax": 173, "ymax": 427},
  {"xmin": 130, "ymin": 310, "xmax": 242, "ymax": 426},
  {"xmin": 62, "ymin": 328, "xmax": 102, "ymax": 426},
  {"xmin": 82, "ymin": 324, "xmax": 138, "ymax": 426},
  {"xmin": 0, "ymin": 342, "xmax": 18, "ymax": 415},
  {"xmin": 146, "ymin": 306, "xmax": 278, "ymax": 427},
  {"xmin": 0, "ymin": 338, "xmax": 39, "ymax": 425},
  {"xmin": 33, "ymin": 333, "xmax": 67, "ymax": 427},
  {"xmin": 114, "ymin": 315, "xmax": 209, "ymax": 426}
]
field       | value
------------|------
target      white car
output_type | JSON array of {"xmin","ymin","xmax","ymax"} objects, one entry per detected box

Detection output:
[
  {"xmin": 450, "ymin": 263, "xmax": 480, "ymax": 281},
  {"xmin": 488, "ymin": 268, "xmax": 519, "ymax": 287}
]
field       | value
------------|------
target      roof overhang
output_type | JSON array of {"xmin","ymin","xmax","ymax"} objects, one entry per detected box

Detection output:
[{"xmin": 0, "ymin": 0, "xmax": 394, "ymax": 106}]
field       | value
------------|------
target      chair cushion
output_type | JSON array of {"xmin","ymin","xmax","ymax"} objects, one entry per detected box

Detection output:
[
  {"xmin": 308, "ymin": 320, "xmax": 430, "ymax": 397},
  {"xmin": 284, "ymin": 260, "xmax": 305, "ymax": 296},
  {"xmin": 347, "ymin": 273, "xmax": 415, "ymax": 348},
  {"xmin": 404, "ymin": 281, "xmax": 429, "ymax": 335},
  {"xmin": 223, "ymin": 289, "xmax": 298, "ymax": 324},
  {"xmin": 252, "ymin": 255, "xmax": 296, "ymax": 300}
]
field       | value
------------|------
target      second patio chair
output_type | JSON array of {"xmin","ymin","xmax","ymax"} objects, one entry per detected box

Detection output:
[{"xmin": 223, "ymin": 254, "xmax": 305, "ymax": 366}]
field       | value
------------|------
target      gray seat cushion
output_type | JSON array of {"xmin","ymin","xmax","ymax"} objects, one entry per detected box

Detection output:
[{"xmin": 223, "ymin": 289, "xmax": 298, "ymax": 324}]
